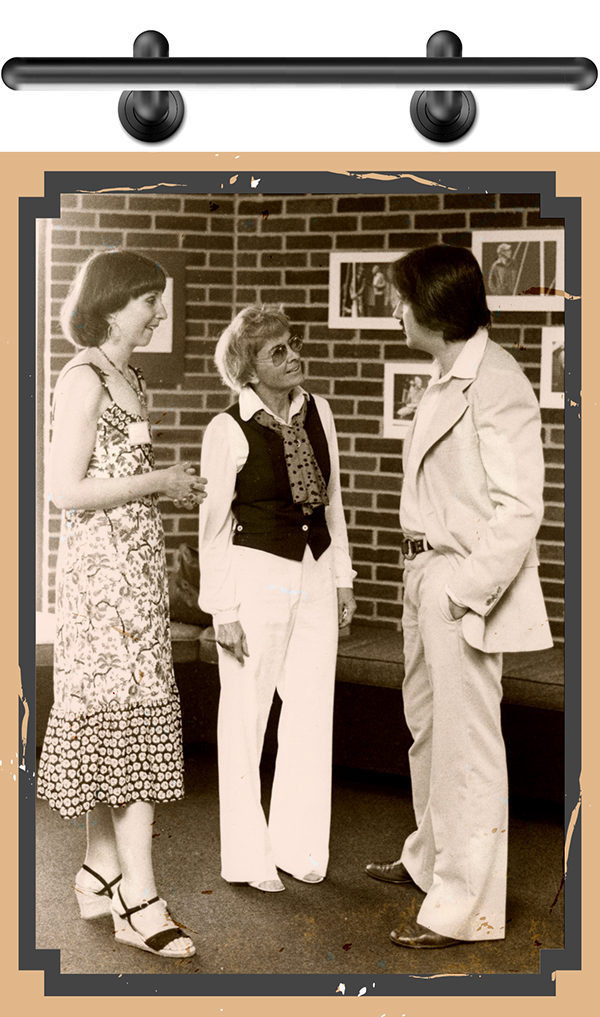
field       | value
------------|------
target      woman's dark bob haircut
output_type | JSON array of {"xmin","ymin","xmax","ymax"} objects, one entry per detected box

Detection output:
[
  {"xmin": 393, "ymin": 245, "xmax": 491, "ymax": 342},
  {"xmin": 62, "ymin": 250, "xmax": 167, "ymax": 348}
]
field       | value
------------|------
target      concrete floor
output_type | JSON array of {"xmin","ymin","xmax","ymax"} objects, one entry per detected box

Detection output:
[{"xmin": 35, "ymin": 744, "xmax": 565, "ymax": 979}]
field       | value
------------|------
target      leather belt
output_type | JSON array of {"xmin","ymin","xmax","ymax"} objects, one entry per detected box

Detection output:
[{"xmin": 401, "ymin": 536, "xmax": 431, "ymax": 560}]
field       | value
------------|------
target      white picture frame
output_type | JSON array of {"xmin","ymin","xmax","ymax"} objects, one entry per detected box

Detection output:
[
  {"xmin": 472, "ymin": 229, "xmax": 565, "ymax": 311},
  {"xmin": 383, "ymin": 361, "xmax": 434, "ymax": 439},
  {"xmin": 328, "ymin": 251, "xmax": 408, "ymax": 329},
  {"xmin": 540, "ymin": 326, "xmax": 565, "ymax": 409}
]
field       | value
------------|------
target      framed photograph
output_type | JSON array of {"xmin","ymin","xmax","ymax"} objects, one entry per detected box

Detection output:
[
  {"xmin": 130, "ymin": 249, "xmax": 188, "ymax": 385},
  {"xmin": 328, "ymin": 251, "xmax": 407, "ymax": 329},
  {"xmin": 540, "ymin": 326, "xmax": 565, "ymax": 409},
  {"xmin": 383, "ymin": 361, "xmax": 434, "ymax": 439},
  {"xmin": 472, "ymin": 229, "xmax": 564, "ymax": 310}
]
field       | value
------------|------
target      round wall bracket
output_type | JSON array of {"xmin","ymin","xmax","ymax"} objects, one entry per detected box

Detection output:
[
  {"xmin": 411, "ymin": 31, "xmax": 477, "ymax": 142},
  {"xmin": 410, "ymin": 89, "xmax": 476, "ymax": 142},
  {"xmin": 118, "ymin": 88, "xmax": 184, "ymax": 143},
  {"xmin": 118, "ymin": 31, "xmax": 184, "ymax": 143}
]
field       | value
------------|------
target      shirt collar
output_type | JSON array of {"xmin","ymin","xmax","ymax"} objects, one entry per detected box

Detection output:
[
  {"xmin": 239, "ymin": 384, "xmax": 308, "ymax": 423},
  {"xmin": 430, "ymin": 329, "xmax": 489, "ymax": 385}
]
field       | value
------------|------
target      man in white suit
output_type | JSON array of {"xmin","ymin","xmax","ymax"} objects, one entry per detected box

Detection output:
[{"xmin": 365, "ymin": 245, "xmax": 553, "ymax": 949}]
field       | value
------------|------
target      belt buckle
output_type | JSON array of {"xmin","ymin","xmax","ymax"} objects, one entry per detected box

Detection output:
[{"xmin": 403, "ymin": 538, "xmax": 418, "ymax": 561}]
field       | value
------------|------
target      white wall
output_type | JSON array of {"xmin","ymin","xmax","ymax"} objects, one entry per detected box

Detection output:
[{"xmin": 1, "ymin": 0, "xmax": 598, "ymax": 152}]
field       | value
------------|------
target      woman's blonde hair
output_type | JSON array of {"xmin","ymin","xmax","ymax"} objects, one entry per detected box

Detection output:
[{"xmin": 214, "ymin": 304, "xmax": 291, "ymax": 392}]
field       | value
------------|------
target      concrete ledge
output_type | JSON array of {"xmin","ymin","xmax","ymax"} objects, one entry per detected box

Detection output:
[
  {"xmin": 36, "ymin": 615, "xmax": 564, "ymax": 712},
  {"xmin": 34, "ymin": 616, "xmax": 565, "ymax": 799}
]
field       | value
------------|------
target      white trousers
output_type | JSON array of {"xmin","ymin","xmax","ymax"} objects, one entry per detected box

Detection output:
[
  {"xmin": 216, "ymin": 544, "xmax": 339, "ymax": 884},
  {"xmin": 400, "ymin": 551, "xmax": 508, "ymax": 941}
]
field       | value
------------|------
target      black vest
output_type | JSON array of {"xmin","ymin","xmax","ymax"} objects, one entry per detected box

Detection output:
[{"xmin": 227, "ymin": 394, "xmax": 332, "ymax": 562}]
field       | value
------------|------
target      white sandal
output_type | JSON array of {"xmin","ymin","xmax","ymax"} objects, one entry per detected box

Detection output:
[
  {"xmin": 74, "ymin": 864, "xmax": 122, "ymax": 919},
  {"xmin": 111, "ymin": 887, "xmax": 196, "ymax": 958}
]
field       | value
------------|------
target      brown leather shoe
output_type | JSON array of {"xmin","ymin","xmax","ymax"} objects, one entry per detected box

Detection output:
[
  {"xmin": 390, "ymin": 918, "xmax": 463, "ymax": 949},
  {"xmin": 365, "ymin": 860, "xmax": 416, "ymax": 884}
]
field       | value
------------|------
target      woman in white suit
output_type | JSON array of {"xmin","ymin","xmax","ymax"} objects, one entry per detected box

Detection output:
[{"xmin": 199, "ymin": 305, "xmax": 356, "ymax": 892}]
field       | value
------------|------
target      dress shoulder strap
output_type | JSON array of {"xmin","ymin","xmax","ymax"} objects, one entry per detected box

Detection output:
[{"xmin": 61, "ymin": 360, "xmax": 112, "ymax": 396}]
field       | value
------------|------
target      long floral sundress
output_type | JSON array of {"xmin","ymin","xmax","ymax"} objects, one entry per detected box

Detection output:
[{"xmin": 37, "ymin": 362, "xmax": 184, "ymax": 819}]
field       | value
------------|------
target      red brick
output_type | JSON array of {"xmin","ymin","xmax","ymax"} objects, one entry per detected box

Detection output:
[
  {"xmin": 209, "ymin": 252, "xmax": 233, "ymax": 267},
  {"xmin": 355, "ymin": 473, "xmax": 401, "ymax": 492},
  {"xmin": 128, "ymin": 196, "xmax": 183, "ymax": 212},
  {"xmin": 286, "ymin": 235, "xmax": 333, "ymax": 250},
  {"xmin": 238, "ymin": 200, "xmax": 283, "ymax": 215},
  {"xmin": 286, "ymin": 198, "xmax": 334, "ymax": 214},
  {"xmin": 334, "ymin": 380, "xmax": 382, "ymax": 397},
  {"xmin": 389, "ymin": 232, "xmax": 439, "ymax": 248},
  {"xmin": 80, "ymin": 195, "xmax": 126, "ymax": 210},
  {"xmin": 99, "ymin": 213, "xmax": 152, "ymax": 229},
  {"xmin": 470, "ymin": 211, "xmax": 525, "ymax": 229},
  {"xmin": 340, "ymin": 455, "xmax": 377, "ymax": 471},
  {"xmin": 356, "ymin": 511, "xmax": 399, "ymax": 529},
  {"xmin": 335, "ymin": 234, "xmax": 385, "ymax": 250},
  {"xmin": 310, "ymin": 362, "xmax": 358, "ymax": 378},
  {"xmin": 261, "ymin": 217, "xmax": 307, "ymax": 233},
  {"xmin": 126, "ymin": 233, "xmax": 180, "ymax": 248},
  {"xmin": 188, "ymin": 269, "xmax": 232, "ymax": 285},
  {"xmin": 285, "ymin": 270, "xmax": 328, "ymax": 285},
  {"xmin": 360, "ymin": 215, "xmax": 410, "ymax": 231},
  {"xmin": 262, "ymin": 252, "xmax": 307, "ymax": 268},
  {"xmin": 183, "ymin": 234, "xmax": 235, "ymax": 250},
  {"xmin": 342, "ymin": 492, "xmax": 374, "ymax": 508},
  {"xmin": 376, "ymin": 566, "xmax": 403, "ymax": 582},
  {"xmin": 444, "ymin": 194, "xmax": 497, "ymax": 210},
  {"xmin": 526, "ymin": 213, "xmax": 565, "ymax": 228},
  {"xmin": 354, "ymin": 581, "xmax": 398, "ymax": 601},
  {"xmin": 376, "ymin": 603, "xmax": 403, "ymax": 619},
  {"xmin": 238, "ymin": 236, "xmax": 283, "ymax": 251},
  {"xmin": 337, "ymin": 196, "xmax": 386, "ymax": 213},
  {"xmin": 357, "ymin": 401, "xmax": 384, "ymax": 416},
  {"xmin": 310, "ymin": 216, "xmax": 358, "ymax": 232},
  {"xmin": 390, "ymin": 195, "xmax": 440, "ymax": 211},
  {"xmin": 186, "ymin": 197, "xmax": 235, "ymax": 214}
]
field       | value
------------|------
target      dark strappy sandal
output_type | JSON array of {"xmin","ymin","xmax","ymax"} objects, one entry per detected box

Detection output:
[
  {"xmin": 111, "ymin": 886, "xmax": 196, "ymax": 958},
  {"xmin": 74, "ymin": 864, "xmax": 122, "ymax": 919}
]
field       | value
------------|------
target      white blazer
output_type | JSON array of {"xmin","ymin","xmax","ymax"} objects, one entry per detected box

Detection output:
[{"xmin": 402, "ymin": 334, "xmax": 553, "ymax": 653}]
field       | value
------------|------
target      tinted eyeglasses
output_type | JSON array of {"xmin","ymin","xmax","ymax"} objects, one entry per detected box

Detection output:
[{"xmin": 256, "ymin": 334, "xmax": 303, "ymax": 367}]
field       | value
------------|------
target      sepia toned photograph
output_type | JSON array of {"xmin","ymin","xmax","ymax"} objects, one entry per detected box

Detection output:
[
  {"xmin": 383, "ymin": 362, "xmax": 434, "ymax": 438},
  {"xmin": 472, "ymin": 229, "xmax": 565, "ymax": 310},
  {"xmin": 328, "ymin": 251, "xmax": 406, "ymax": 328},
  {"xmin": 26, "ymin": 175, "xmax": 574, "ymax": 995}
]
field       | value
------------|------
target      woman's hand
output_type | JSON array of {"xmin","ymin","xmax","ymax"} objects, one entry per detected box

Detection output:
[
  {"xmin": 337, "ymin": 587, "xmax": 357, "ymax": 629},
  {"xmin": 216, "ymin": 621, "xmax": 250, "ymax": 666},
  {"xmin": 162, "ymin": 462, "xmax": 207, "ymax": 505}
]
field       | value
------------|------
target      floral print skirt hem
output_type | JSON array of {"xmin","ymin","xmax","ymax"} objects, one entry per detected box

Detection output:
[{"xmin": 37, "ymin": 693, "xmax": 185, "ymax": 819}]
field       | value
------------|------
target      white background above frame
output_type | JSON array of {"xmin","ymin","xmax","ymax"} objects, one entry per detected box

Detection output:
[{"xmin": 0, "ymin": 0, "xmax": 598, "ymax": 151}]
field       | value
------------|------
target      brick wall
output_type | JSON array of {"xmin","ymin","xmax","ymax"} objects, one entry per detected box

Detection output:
[{"xmin": 41, "ymin": 190, "xmax": 565, "ymax": 643}]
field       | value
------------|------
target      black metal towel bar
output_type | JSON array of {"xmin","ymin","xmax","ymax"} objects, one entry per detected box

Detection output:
[{"xmin": 2, "ymin": 30, "xmax": 597, "ymax": 143}]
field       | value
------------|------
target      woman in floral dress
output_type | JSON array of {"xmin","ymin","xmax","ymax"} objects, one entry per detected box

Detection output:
[{"xmin": 37, "ymin": 250, "xmax": 205, "ymax": 960}]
